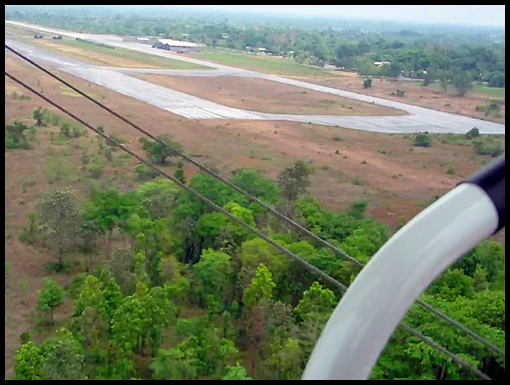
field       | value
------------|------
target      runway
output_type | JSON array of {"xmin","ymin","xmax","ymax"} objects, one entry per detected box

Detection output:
[{"xmin": 5, "ymin": 21, "xmax": 506, "ymax": 134}]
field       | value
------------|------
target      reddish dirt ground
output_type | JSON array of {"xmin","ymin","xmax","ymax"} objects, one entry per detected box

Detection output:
[
  {"xmin": 134, "ymin": 74, "xmax": 405, "ymax": 116},
  {"xmin": 4, "ymin": 52, "xmax": 504, "ymax": 376},
  {"xmin": 293, "ymin": 72, "xmax": 505, "ymax": 124}
]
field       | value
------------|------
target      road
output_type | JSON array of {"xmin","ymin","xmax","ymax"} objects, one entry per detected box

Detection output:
[{"xmin": 5, "ymin": 20, "xmax": 506, "ymax": 134}]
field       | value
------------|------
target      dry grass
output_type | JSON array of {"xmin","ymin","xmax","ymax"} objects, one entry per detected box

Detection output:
[
  {"xmin": 4, "ymin": 51, "xmax": 503, "ymax": 377},
  {"xmin": 293, "ymin": 73, "xmax": 505, "ymax": 124},
  {"xmin": 134, "ymin": 74, "xmax": 406, "ymax": 116}
]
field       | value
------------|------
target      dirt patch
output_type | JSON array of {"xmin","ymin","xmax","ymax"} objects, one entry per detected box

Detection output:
[
  {"xmin": 292, "ymin": 73, "xmax": 505, "ymax": 124},
  {"xmin": 133, "ymin": 74, "xmax": 406, "ymax": 116},
  {"xmin": 5, "ymin": 51, "xmax": 503, "ymax": 376}
]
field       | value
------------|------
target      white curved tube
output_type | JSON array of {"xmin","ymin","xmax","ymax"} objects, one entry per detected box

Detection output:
[{"xmin": 302, "ymin": 183, "xmax": 499, "ymax": 380}]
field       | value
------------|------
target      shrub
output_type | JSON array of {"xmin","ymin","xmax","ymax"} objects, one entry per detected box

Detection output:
[
  {"xmin": 18, "ymin": 212, "xmax": 38, "ymax": 245},
  {"xmin": 44, "ymin": 261, "xmax": 70, "ymax": 274},
  {"xmin": 65, "ymin": 273, "xmax": 88, "ymax": 299},
  {"xmin": 49, "ymin": 112, "xmax": 62, "ymax": 126},
  {"xmin": 72, "ymin": 125, "xmax": 84, "ymax": 138},
  {"xmin": 466, "ymin": 127, "xmax": 480, "ymax": 139},
  {"xmin": 21, "ymin": 175, "xmax": 36, "ymax": 193},
  {"xmin": 378, "ymin": 149, "xmax": 387, "ymax": 155},
  {"xmin": 333, "ymin": 136, "xmax": 345, "ymax": 142},
  {"xmin": 446, "ymin": 168, "xmax": 456, "ymax": 175},
  {"xmin": 363, "ymin": 78, "xmax": 372, "ymax": 89},
  {"xmin": 353, "ymin": 175, "xmax": 364, "ymax": 185},
  {"xmin": 106, "ymin": 133, "xmax": 126, "ymax": 150},
  {"xmin": 134, "ymin": 163, "xmax": 159, "ymax": 181},
  {"xmin": 59, "ymin": 122, "xmax": 72, "ymax": 138},
  {"xmin": 104, "ymin": 148, "xmax": 113, "ymax": 161},
  {"xmin": 361, "ymin": 159, "xmax": 368, "ymax": 164},
  {"xmin": 33, "ymin": 107, "xmax": 45, "ymax": 126},
  {"xmin": 81, "ymin": 152, "xmax": 90, "ymax": 165},
  {"xmin": 5, "ymin": 121, "xmax": 34, "ymax": 150},
  {"xmin": 88, "ymin": 158, "xmax": 104, "ymax": 179},
  {"xmin": 473, "ymin": 139, "xmax": 504, "ymax": 157},
  {"xmin": 413, "ymin": 132, "xmax": 432, "ymax": 147}
]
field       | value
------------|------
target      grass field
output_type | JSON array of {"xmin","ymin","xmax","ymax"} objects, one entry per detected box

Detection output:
[
  {"xmin": 52, "ymin": 39, "xmax": 211, "ymax": 69},
  {"xmin": 471, "ymin": 83, "xmax": 505, "ymax": 99},
  {"xmin": 191, "ymin": 48, "xmax": 330, "ymax": 77}
]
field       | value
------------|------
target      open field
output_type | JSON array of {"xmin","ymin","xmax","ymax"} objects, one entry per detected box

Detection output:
[
  {"xmin": 134, "ymin": 74, "xmax": 406, "ymax": 116},
  {"xmin": 471, "ymin": 83, "xmax": 506, "ymax": 99},
  {"xmin": 4, "ymin": 51, "xmax": 505, "ymax": 377},
  {"xmin": 294, "ymin": 73, "xmax": 506, "ymax": 124},
  {"xmin": 6, "ymin": 25, "xmax": 210, "ymax": 70},
  {"xmin": 187, "ymin": 48, "xmax": 332, "ymax": 77}
]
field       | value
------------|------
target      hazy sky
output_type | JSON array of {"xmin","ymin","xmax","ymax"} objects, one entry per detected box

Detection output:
[{"xmin": 170, "ymin": 5, "xmax": 505, "ymax": 27}]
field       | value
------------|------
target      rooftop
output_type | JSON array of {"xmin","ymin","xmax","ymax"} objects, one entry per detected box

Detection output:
[{"xmin": 157, "ymin": 38, "xmax": 198, "ymax": 48}]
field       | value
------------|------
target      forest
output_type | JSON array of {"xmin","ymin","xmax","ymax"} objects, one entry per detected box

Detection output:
[
  {"xmin": 6, "ymin": 109, "xmax": 506, "ymax": 380},
  {"xmin": 5, "ymin": 5, "xmax": 506, "ymax": 88}
]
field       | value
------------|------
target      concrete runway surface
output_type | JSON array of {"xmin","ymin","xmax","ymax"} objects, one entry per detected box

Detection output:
[{"xmin": 5, "ymin": 21, "xmax": 506, "ymax": 134}]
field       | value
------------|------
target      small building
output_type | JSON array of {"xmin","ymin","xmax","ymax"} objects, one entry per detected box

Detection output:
[
  {"xmin": 152, "ymin": 38, "xmax": 199, "ymax": 53},
  {"xmin": 222, "ymin": 34, "xmax": 229, "ymax": 39},
  {"xmin": 374, "ymin": 61, "xmax": 391, "ymax": 67},
  {"xmin": 122, "ymin": 36, "xmax": 159, "ymax": 45}
]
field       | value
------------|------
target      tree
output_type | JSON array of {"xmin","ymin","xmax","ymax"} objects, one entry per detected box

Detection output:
[
  {"xmin": 14, "ymin": 341, "xmax": 45, "ymax": 380},
  {"xmin": 294, "ymin": 281, "xmax": 336, "ymax": 323},
  {"xmin": 139, "ymin": 134, "xmax": 182, "ymax": 165},
  {"xmin": 14, "ymin": 329, "xmax": 85, "ymax": 380},
  {"xmin": 363, "ymin": 78, "xmax": 372, "ymax": 89},
  {"xmin": 451, "ymin": 72, "xmax": 473, "ymax": 97},
  {"xmin": 39, "ymin": 329, "xmax": 86, "ymax": 380},
  {"xmin": 111, "ymin": 282, "xmax": 148, "ymax": 356},
  {"xmin": 138, "ymin": 177, "xmax": 179, "ymax": 219},
  {"xmin": 277, "ymin": 160, "xmax": 313, "ymax": 201},
  {"xmin": 151, "ymin": 342, "xmax": 200, "ymax": 380},
  {"xmin": 222, "ymin": 363, "xmax": 253, "ymax": 380},
  {"xmin": 85, "ymin": 189, "xmax": 142, "ymax": 258},
  {"xmin": 439, "ymin": 71, "xmax": 450, "ymax": 93},
  {"xmin": 36, "ymin": 278, "xmax": 64, "ymax": 325},
  {"xmin": 99, "ymin": 278, "xmax": 124, "ymax": 331},
  {"xmin": 104, "ymin": 248, "xmax": 137, "ymax": 294},
  {"xmin": 243, "ymin": 263, "xmax": 276, "ymax": 308},
  {"xmin": 78, "ymin": 219, "xmax": 104, "ymax": 268},
  {"xmin": 193, "ymin": 249, "xmax": 233, "ymax": 305},
  {"xmin": 488, "ymin": 71, "xmax": 505, "ymax": 88},
  {"xmin": 229, "ymin": 168, "xmax": 281, "ymax": 205},
  {"xmin": 72, "ymin": 275, "xmax": 104, "ymax": 320},
  {"xmin": 33, "ymin": 106, "xmax": 45, "ymax": 126},
  {"xmin": 5, "ymin": 121, "xmax": 33, "ymax": 150},
  {"xmin": 174, "ymin": 161, "xmax": 186, "ymax": 184},
  {"xmin": 35, "ymin": 187, "xmax": 82, "ymax": 267}
]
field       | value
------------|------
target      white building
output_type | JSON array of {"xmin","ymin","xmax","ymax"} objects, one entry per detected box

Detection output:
[{"xmin": 152, "ymin": 38, "xmax": 200, "ymax": 53}]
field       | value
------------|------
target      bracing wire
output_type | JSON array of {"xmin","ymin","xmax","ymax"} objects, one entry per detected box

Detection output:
[
  {"xmin": 4, "ymin": 44, "xmax": 504, "ymax": 359},
  {"xmin": 4, "ymin": 69, "xmax": 493, "ymax": 380}
]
